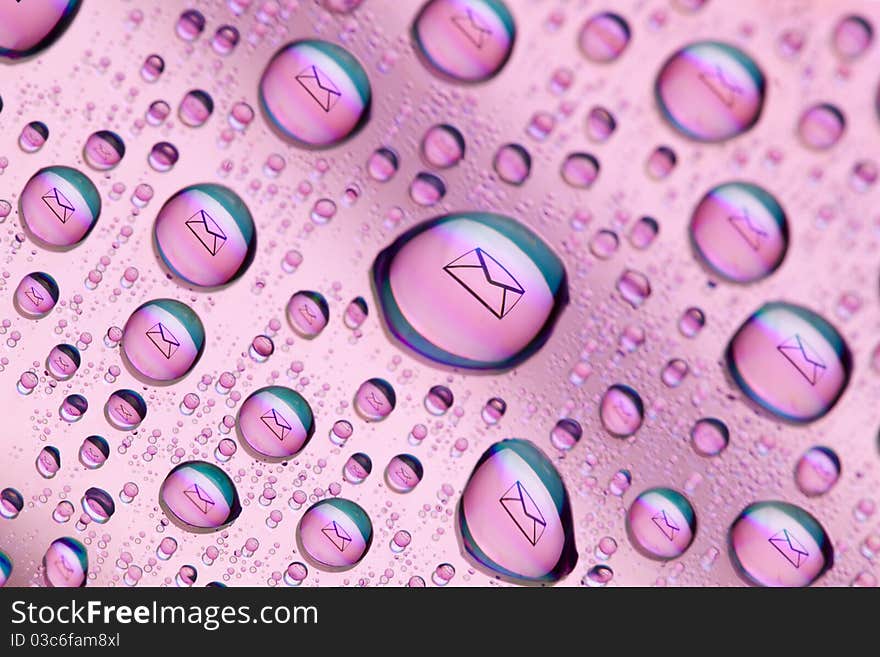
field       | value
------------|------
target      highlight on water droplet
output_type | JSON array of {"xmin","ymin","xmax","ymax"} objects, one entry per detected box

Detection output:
[
  {"xmin": 14, "ymin": 271, "xmax": 59, "ymax": 319},
  {"xmin": 627, "ymin": 488, "xmax": 697, "ymax": 560},
  {"xmin": 690, "ymin": 417, "xmax": 729, "ymax": 456},
  {"xmin": 105, "ymin": 389, "xmax": 147, "ymax": 430},
  {"xmin": 493, "ymin": 143, "xmax": 531, "ymax": 185},
  {"xmin": 354, "ymin": 378, "xmax": 396, "ymax": 421},
  {"xmin": 20, "ymin": 166, "xmax": 101, "ymax": 249},
  {"xmin": 385, "ymin": 454, "xmax": 423, "ymax": 493},
  {"xmin": 159, "ymin": 460, "xmax": 242, "ymax": 532}
]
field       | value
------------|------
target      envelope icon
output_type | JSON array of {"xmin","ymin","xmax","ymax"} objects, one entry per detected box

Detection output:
[
  {"xmin": 42, "ymin": 187, "xmax": 75, "ymax": 224},
  {"xmin": 299, "ymin": 304, "xmax": 318, "ymax": 325},
  {"xmin": 184, "ymin": 483, "xmax": 215, "ymax": 514},
  {"xmin": 146, "ymin": 322, "xmax": 180, "ymax": 359},
  {"xmin": 500, "ymin": 481, "xmax": 546, "ymax": 546},
  {"xmin": 728, "ymin": 208, "xmax": 767, "ymax": 250},
  {"xmin": 25, "ymin": 285, "xmax": 45, "ymax": 307},
  {"xmin": 769, "ymin": 529, "xmax": 809, "ymax": 568},
  {"xmin": 652, "ymin": 510, "xmax": 679, "ymax": 541},
  {"xmin": 116, "ymin": 404, "xmax": 133, "ymax": 419},
  {"xmin": 367, "ymin": 392, "xmax": 384, "ymax": 412},
  {"xmin": 53, "ymin": 355, "xmax": 71, "ymax": 372},
  {"xmin": 444, "ymin": 248, "xmax": 525, "ymax": 319},
  {"xmin": 185, "ymin": 209, "xmax": 227, "ymax": 256},
  {"xmin": 698, "ymin": 65, "xmax": 741, "ymax": 107},
  {"xmin": 396, "ymin": 467, "xmax": 412, "ymax": 484},
  {"xmin": 261, "ymin": 408, "xmax": 291, "ymax": 441},
  {"xmin": 322, "ymin": 520, "xmax": 351, "ymax": 551},
  {"xmin": 777, "ymin": 335, "xmax": 826, "ymax": 385},
  {"xmin": 452, "ymin": 8, "xmax": 492, "ymax": 49},
  {"xmin": 295, "ymin": 65, "xmax": 341, "ymax": 113}
]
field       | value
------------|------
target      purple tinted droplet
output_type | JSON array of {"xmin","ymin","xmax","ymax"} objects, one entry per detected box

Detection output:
[
  {"xmin": 237, "ymin": 386, "xmax": 315, "ymax": 460},
  {"xmin": 795, "ymin": 446, "xmax": 840, "ymax": 497},
  {"xmin": 550, "ymin": 418, "xmax": 582, "ymax": 452},
  {"xmin": 36, "ymin": 446, "xmax": 61, "ymax": 478},
  {"xmin": 159, "ymin": 461, "xmax": 241, "ymax": 533},
  {"xmin": 493, "ymin": 143, "xmax": 531, "ymax": 185},
  {"xmin": 424, "ymin": 385, "xmax": 454, "ymax": 415},
  {"xmin": 343, "ymin": 297, "xmax": 368, "ymax": 329},
  {"xmin": 661, "ymin": 358, "xmax": 689, "ymax": 387},
  {"xmin": 249, "ymin": 335, "xmax": 274, "ymax": 362},
  {"xmin": 46, "ymin": 343, "xmax": 80, "ymax": 380},
  {"xmin": 629, "ymin": 216, "xmax": 659, "ymax": 250},
  {"xmin": 600, "ymin": 384, "xmax": 644, "ymax": 438},
  {"xmin": 259, "ymin": 39, "xmax": 371, "ymax": 148},
  {"xmin": 284, "ymin": 562, "xmax": 308, "ymax": 586},
  {"xmin": 690, "ymin": 181, "xmax": 788, "ymax": 283},
  {"xmin": 586, "ymin": 106, "xmax": 617, "ymax": 142},
  {"xmin": 43, "ymin": 537, "xmax": 87, "ymax": 588},
  {"xmin": 367, "ymin": 147, "xmax": 399, "ymax": 182},
  {"xmin": 482, "ymin": 397, "xmax": 507, "ymax": 424},
  {"xmin": 141, "ymin": 54, "xmax": 164, "ymax": 82},
  {"xmin": 343, "ymin": 452, "xmax": 372, "ymax": 484},
  {"xmin": 729, "ymin": 501, "xmax": 833, "ymax": 587},
  {"xmin": 146, "ymin": 100, "xmax": 171, "ymax": 126},
  {"xmin": 656, "ymin": 41, "xmax": 766, "ymax": 142},
  {"xmin": 412, "ymin": 0, "xmax": 516, "ymax": 83},
  {"xmin": 627, "ymin": 488, "xmax": 697, "ymax": 560},
  {"xmin": 178, "ymin": 90, "xmax": 214, "ymax": 128},
  {"xmin": 354, "ymin": 378, "xmax": 396, "ymax": 422},
  {"xmin": 646, "ymin": 145, "xmax": 677, "ymax": 180},
  {"xmin": 691, "ymin": 418, "xmax": 729, "ymax": 457},
  {"xmin": 79, "ymin": 436, "xmax": 109, "ymax": 469},
  {"xmin": 679, "ymin": 307, "xmax": 705, "ymax": 337},
  {"xmin": 81, "ymin": 487, "xmax": 115, "ymax": 524},
  {"xmin": 212, "ymin": 25, "xmax": 240, "ymax": 55},
  {"xmin": 122, "ymin": 299, "xmax": 205, "ymax": 383},
  {"xmin": 0, "ymin": 0, "xmax": 82, "ymax": 61},
  {"xmin": 578, "ymin": 12, "xmax": 631, "ymax": 63},
  {"xmin": 83, "ymin": 130, "xmax": 125, "ymax": 171},
  {"xmin": 176, "ymin": 9, "xmax": 205, "ymax": 41},
  {"xmin": 409, "ymin": 172, "xmax": 446, "ymax": 206},
  {"xmin": 310, "ymin": 198, "xmax": 337, "ymax": 225},
  {"xmin": 584, "ymin": 565, "xmax": 613, "ymax": 587},
  {"xmin": 385, "ymin": 454, "xmax": 423, "ymax": 493},
  {"xmin": 105, "ymin": 389, "xmax": 147, "ymax": 430},
  {"xmin": 832, "ymin": 14, "xmax": 873, "ymax": 59},
  {"xmin": 296, "ymin": 499, "xmax": 373, "ymax": 571},
  {"xmin": 617, "ymin": 269, "xmax": 651, "ymax": 308},
  {"xmin": 60, "ymin": 394, "xmax": 88, "ymax": 422},
  {"xmin": 590, "ymin": 230, "xmax": 619, "ymax": 259},
  {"xmin": 329, "ymin": 420, "xmax": 354, "ymax": 446},
  {"xmin": 287, "ymin": 290, "xmax": 329, "ymax": 338},
  {"xmin": 561, "ymin": 153, "xmax": 600, "ymax": 189},
  {"xmin": 727, "ymin": 302, "xmax": 852, "ymax": 423},
  {"xmin": 797, "ymin": 103, "xmax": 845, "ymax": 150},
  {"xmin": 148, "ymin": 142, "xmax": 179, "ymax": 172},
  {"xmin": 850, "ymin": 159, "xmax": 878, "ymax": 193},
  {"xmin": 421, "ymin": 123, "xmax": 465, "ymax": 169},
  {"xmin": 0, "ymin": 488, "xmax": 23, "ymax": 519},
  {"xmin": 14, "ymin": 272, "xmax": 59, "ymax": 318},
  {"xmin": 20, "ymin": 166, "xmax": 100, "ymax": 248},
  {"xmin": 322, "ymin": 0, "xmax": 364, "ymax": 12}
]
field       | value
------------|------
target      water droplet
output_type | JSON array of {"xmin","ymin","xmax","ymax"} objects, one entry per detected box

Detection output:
[
  {"xmin": 578, "ymin": 12, "xmax": 630, "ymax": 63},
  {"xmin": 493, "ymin": 143, "xmax": 531, "ymax": 185},
  {"xmin": 178, "ymin": 89, "xmax": 214, "ymax": 128},
  {"xmin": 20, "ymin": 166, "xmax": 100, "ymax": 248},
  {"xmin": 691, "ymin": 418, "xmax": 729, "ymax": 457},
  {"xmin": 795, "ymin": 446, "xmax": 840, "ymax": 497},
  {"xmin": 122, "ymin": 299, "xmax": 205, "ymax": 383},
  {"xmin": 238, "ymin": 386, "xmax": 315, "ymax": 460},
  {"xmin": 385, "ymin": 454, "xmax": 423, "ymax": 493},
  {"xmin": 83, "ymin": 130, "xmax": 125, "ymax": 171},
  {"xmin": 354, "ymin": 378, "xmax": 396, "ymax": 421},
  {"xmin": 43, "ymin": 537, "xmax": 87, "ymax": 587},
  {"xmin": 159, "ymin": 460, "xmax": 242, "ymax": 532},
  {"xmin": 627, "ymin": 488, "xmax": 697, "ymax": 560},
  {"xmin": 600, "ymin": 384, "xmax": 644, "ymax": 438},
  {"xmin": 297, "ymin": 498, "xmax": 373, "ymax": 570},
  {"xmin": 421, "ymin": 123, "xmax": 465, "ymax": 168}
]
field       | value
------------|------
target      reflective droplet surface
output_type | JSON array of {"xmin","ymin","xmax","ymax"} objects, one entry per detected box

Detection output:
[
  {"xmin": 343, "ymin": 296, "xmax": 368, "ymax": 329},
  {"xmin": 367, "ymin": 147, "xmax": 399, "ymax": 182},
  {"xmin": 105, "ymin": 389, "xmax": 147, "ymax": 430},
  {"xmin": 141, "ymin": 54, "xmax": 164, "ymax": 82},
  {"xmin": 493, "ymin": 143, "xmax": 531, "ymax": 185},
  {"xmin": 627, "ymin": 488, "xmax": 697, "ymax": 560},
  {"xmin": 47, "ymin": 343, "xmax": 79, "ymax": 380},
  {"xmin": 482, "ymin": 397, "xmax": 507, "ymax": 424},
  {"xmin": 20, "ymin": 165, "xmax": 101, "ymax": 249},
  {"xmin": 15, "ymin": 272, "xmax": 59, "ymax": 318},
  {"xmin": 599, "ymin": 384, "xmax": 644, "ymax": 438},
  {"xmin": 629, "ymin": 216, "xmax": 659, "ymax": 250},
  {"xmin": 297, "ymin": 498, "xmax": 373, "ymax": 570},
  {"xmin": 0, "ymin": 551, "xmax": 10, "ymax": 587},
  {"xmin": 354, "ymin": 378, "xmax": 396, "ymax": 421},
  {"xmin": 561, "ymin": 152, "xmax": 600, "ymax": 189},
  {"xmin": 679, "ymin": 307, "xmax": 705, "ymax": 337},
  {"xmin": 19, "ymin": 120, "xmax": 49, "ymax": 152},
  {"xmin": 795, "ymin": 446, "xmax": 840, "ymax": 497},
  {"xmin": 154, "ymin": 183, "xmax": 256, "ymax": 288},
  {"xmin": 409, "ymin": 172, "xmax": 446, "ymax": 206},
  {"xmin": 385, "ymin": 454, "xmax": 423, "ymax": 493},
  {"xmin": 178, "ymin": 89, "xmax": 214, "ymax": 128},
  {"xmin": 421, "ymin": 123, "xmax": 465, "ymax": 169},
  {"xmin": 729, "ymin": 500, "xmax": 833, "ymax": 587},
  {"xmin": 372, "ymin": 212, "xmax": 568, "ymax": 370},
  {"xmin": 690, "ymin": 181, "xmax": 788, "ymax": 283},
  {"xmin": 82, "ymin": 487, "xmax": 115, "ymax": 524},
  {"xmin": 412, "ymin": 0, "xmax": 516, "ymax": 83},
  {"xmin": 287, "ymin": 290, "xmax": 329, "ymax": 338},
  {"xmin": 148, "ymin": 141, "xmax": 179, "ymax": 171},
  {"xmin": 0, "ymin": 0, "xmax": 81, "ymax": 60},
  {"xmin": 60, "ymin": 393, "xmax": 88, "ymax": 422},
  {"xmin": 586, "ymin": 106, "xmax": 616, "ymax": 142},
  {"xmin": 550, "ymin": 418, "xmax": 582, "ymax": 452},
  {"xmin": 37, "ymin": 445, "xmax": 61, "ymax": 478},
  {"xmin": 259, "ymin": 39, "xmax": 371, "ymax": 148},
  {"xmin": 1, "ymin": 487, "xmax": 24, "ymax": 519},
  {"xmin": 79, "ymin": 435, "xmax": 109, "ymax": 469},
  {"xmin": 237, "ymin": 386, "xmax": 315, "ymax": 460},
  {"xmin": 122, "ymin": 299, "xmax": 206, "ymax": 383},
  {"xmin": 617, "ymin": 269, "xmax": 651, "ymax": 308},
  {"xmin": 578, "ymin": 12, "xmax": 630, "ymax": 63},
  {"xmin": 797, "ymin": 103, "xmax": 845, "ymax": 150},
  {"xmin": 343, "ymin": 452, "xmax": 372, "ymax": 484},
  {"xmin": 691, "ymin": 417, "xmax": 729, "ymax": 457},
  {"xmin": 727, "ymin": 302, "xmax": 852, "ymax": 423},
  {"xmin": 83, "ymin": 130, "xmax": 125, "ymax": 171},
  {"xmin": 458, "ymin": 439, "xmax": 578, "ymax": 583},
  {"xmin": 424, "ymin": 384, "xmax": 454, "ymax": 415},
  {"xmin": 176, "ymin": 9, "xmax": 205, "ymax": 41},
  {"xmin": 832, "ymin": 14, "xmax": 873, "ymax": 59},
  {"xmin": 646, "ymin": 145, "xmax": 676, "ymax": 180},
  {"xmin": 656, "ymin": 41, "xmax": 766, "ymax": 142},
  {"xmin": 43, "ymin": 537, "xmax": 87, "ymax": 587},
  {"xmin": 159, "ymin": 460, "xmax": 242, "ymax": 532}
]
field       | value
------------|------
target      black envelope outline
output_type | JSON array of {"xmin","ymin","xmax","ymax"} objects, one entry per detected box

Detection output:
[
  {"xmin": 499, "ymin": 480, "xmax": 547, "ymax": 546},
  {"xmin": 697, "ymin": 65, "xmax": 742, "ymax": 108},
  {"xmin": 295, "ymin": 65, "xmax": 342, "ymax": 113},
  {"xmin": 42, "ymin": 187, "xmax": 75, "ymax": 224},
  {"xmin": 443, "ymin": 247, "xmax": 525, "ymax": 320},
  {"xmin": 25, "ymin": 286, "xmax": 45, "ymax": 307},
  {"xmin": 652, "ymin": 510, "xmax": 679, "ymax": 541},
  {"xmin": 146, "ymin": 322, "xmax": 180, "ymax": 360},
  {"xmin": 185, "ymin": 209, "xmax": 227, "ymax": 257},
  {"xmin": 728, "ymin": 208, "xmax": 768, "ymax": 251},
  {"xmin": 451, "ymin": 8, "xmax": 492, "ymax": 49}
]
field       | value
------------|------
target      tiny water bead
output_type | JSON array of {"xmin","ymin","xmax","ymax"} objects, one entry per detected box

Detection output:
[
  {"xmin": 249, "ymin": 335, "xmax": 274, "ymax": 362},
  {"xmin": 284, "ymin": 562, "xmax": 308, "ymax": 586},
  {"xmin": 60, "ymin": 393, "xmax": 88, "ymax": 422},
  {"xmin": 43, "ymin": 537, "xmax": 88, "ymax": 588},
  {"xmin": 385, "ymin": 454, "xmax": 423, "ymax": 493},
  {"xmin": 1, "ymin": 487, "xmax": 24, "ymax": 519},
  {"xmin": 343, "ymin": 297, "xmax": 368, "ymax": 329},
  {"xmin": 482, "ymin": 397, "xmax": 507, "ymax": 424},
  {"xmin": 287, "ymin": 290, "xmax": 329, "ymax": 338},
  {"xmin": 412, "ymin": 0, "xmax": 516, "ymax": 83},
  {"xmin": 47, "ymin": 343, "xmax": 80, "ymax": 380},
  {"xmin": 14, "ymin": 272, "xmax": 59, "ymax": 318},
  {"xmin": 146, "ymin": 101, "xmax": 171, "ymax": 126},
  {"xmin": 459, "ymin": 439, "xmax": 578, "ymax": 583},
  {"xmin": 586, "ymin": 106, "xmax": 616, "ymax": 142},
  {"xmin": 424, "ymin": 385, "xmax": 454, "ymax": 415},
  {"xmin": 212, "ymin": 25, "xmax": 240, "ymax": 55},
  {"xmin": 689, "ymin": 181, "xmax": 788, "ymax": 284},
  {"xmin": 329, "ymin": 420, "xmax": 354, "ymax": 446},
  {"xmin": 679, "ymin": 307, "xmax": 706, "ymax": 337},
  {"xmin": 372, "ymin": 212, "xmax": 568, "ymax": 370},
  {"xmin": 159, "ymin": 460, "xmax": 242, "ymax": 532},
  {"xmin": 550, "ymin": 418, "xmax": 582, "ymax": 452},
  {"xmin": 83, "ymin": 130, "xmax": 126, "ymax": 170},
  {"xmin": 20, "ymin": 165, "xmax": 101, "ymax": 249},
  {"xmin": 599, "ymin": 384, "xmax": 644, "ymax": 438},
  {"xmin": 421, "ymin": 123, "xmax": 465, "ymax": 168},
  {"xmin": 578, "ymin": 12, "xmax": 631, "ymax": 63},
  {"xmin": 19, "ymin": 120, "xmax": 49, "ymax": 152},
  {"xmin": 690, "ymin": 418, "xmax": 729, "ymax": 457},
  {"xmin": 661, "ymin": 358, "xmax": 689, "ymax": 387},
  {"xmin": 797, "ymin": 103, "xmax": 845, "ymax": 150},
  {"xmin": 105, "ymin": 389, "xmax": 147, "ymax": 430},
  {"xmin": 561, "ymin": 152, "xmax": 600, "ymax": 189},
  {"xmin": 237, "ymin": 386, "xmax": 315, "ymax": 460},
  {"xmin": 646, "ymin": 145, "xmax": 677, "ymax": 180},
  {"xmin": 726, "ymin": 302, "xmax": 852, "ymax": 423},
  {"xmin": 493, "ymin": 143, "xmax": 531, "ymax": 185},
  {"xmin": 655, "ymin": 41, "xmax": 766, "ymax": 142},
  {"xmin": 0, "ymin": 0, "xmax": 82, "ymax": 60},
  {"xmin": 728, "ymin": 501, "xmax": 833, "ymax": 587},
  {"xmin": 590, "ymin": 230, "xmax": 618, "ymax": 259},
  {"xmin": 297, "ymin": 498, "xmax": 373, "ymax": 571},
  {"xmin": 122, "ymin": 299, "xmax": 206, "ymax": 383},
  {"xmin": 37, "ymin": 446, "xmax": 61, "ymax": 478},
  {"xmin": 409, "ymin": 172, "xmax": 446, "ymax": 206},
  {"xmin": 832, "ymin": 14, "xmax": 873, "ymax": 59},
  {"xmin": 81, "ymin": 487, "xmax": 115, "ymax": 524},
  {"xmin": 154, "ymin": 183, "xmax": 257, "ymax": 288},
  {"xmin": 343, "ymin": 453, "xmax": 372, "ymax": 484},
  {"xmin": 148, "ymin": 142, "xmax": 179, "ymax": 171},
  {"xmin": 629, "ymin": 216, "xmax": 659, "ymax": 250},
  {"xmin": 367, "ymin": 147, "xmax": 399, "ymax": 182},
  {"xmin": 354, "ymin": 378, "xmax": 396, "ymax": 421},
  {"xmin": 795, "ymin": 446, "xmax": 841, "ymax": 497},
  {"xmin": 178, "ymin": 89, "xmax": 214, "ymax": 128},
  {"xmin": 141, "ymin": 54, "xmax": 164, "ymax": 81},
  {"xmin": 176, "ymin": 9, "xmax": 205, "ymax": 41},
  {"xmin": 260, "ymin": 39, "xmax": 372, "ymax": 148},
  {"xmin": 627, "ymin": 488, "xmax": 697, "ymax": 560},
  {"xmin": 79, "ymin": 435, "xmax": 109, "ymax": 469}
]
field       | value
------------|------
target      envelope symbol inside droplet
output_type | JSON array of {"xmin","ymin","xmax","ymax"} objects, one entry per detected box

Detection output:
[{"xmin": 444, "ymin": 248, "xmax": 525, "ymax": 319}]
